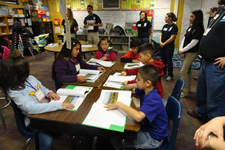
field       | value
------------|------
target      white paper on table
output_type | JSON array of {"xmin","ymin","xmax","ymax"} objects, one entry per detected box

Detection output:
[
  {"xmin": 87, "ymin": 58, "xmax": 114, "ymax": 67},
  {"xmin": 78, "ymin": 69, "xmax": 101, "ymax": 82},
  {"xmin": 82, "ymin": 45, "xmax": 92, "ymax": 48},
  {"xmin": 124, "ymin": 62, "xmax": 144, "ymax": 69}
]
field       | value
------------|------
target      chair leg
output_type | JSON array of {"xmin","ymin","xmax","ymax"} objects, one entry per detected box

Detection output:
[
  {"xmin": 0, "ymin": 111, "xmax": 7, "ymax": 131},
  {"xmin": 22, "ymin": 137, "xmax": 32, "ymax": 150},
  {"xmin": 92, "ymin": 136, "xmax": 98, "ymax": 150},
  {"xmin": 69, "ymin": 135, "xmax": 77, "ymax": 150},
  {"xmin": 34, "ymin": 131, "xmax": 39, "ymax": 150},
  {"xmin": 121, "ymin": 138, "xmax": 126, "ymax": 150}
]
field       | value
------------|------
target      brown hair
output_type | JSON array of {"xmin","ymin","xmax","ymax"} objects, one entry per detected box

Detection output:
[
  {"xmin": 140, "ymin": 11, "xmax": 148, "ymax": 21},
  {"xmin": 167, "ymin": 12, "xmax": 177, "ymax": 22},
  {"xmin": 67, "ymin": 8, "xmax": 74, "ymax": 27}
]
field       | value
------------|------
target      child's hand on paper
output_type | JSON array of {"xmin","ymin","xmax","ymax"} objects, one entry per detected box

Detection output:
[
  {"xmin": 77, "ymin": 75, "xmax": 87, "ymax": 82},
  {"xmin": 62, "ymin": 103, "xmax": 75, "ymax": 110},
  {"xmin": 104, "ymin": 102, "xmax": 118, "ymax": 110},
  {"xmin": 100, "ymin": 56, "xmax": 107, "ymax": 61},
  {"xmin": 122, "ymin": 81, "xmax": 128, "ymax": 86},
  {"xmin": 97, "ymin": 67, "xmax": 105, "ymax": 72},
  {"xmin": 132, "ymin": 59, "xmax": 139, "ymax": 63},
  {"xmin": 119, "ymin": 71, "xmax": 127, "ymax": 76},
  {"xmin": 48, "ymin": 93, "xmax": 60, "ymax": 101}
]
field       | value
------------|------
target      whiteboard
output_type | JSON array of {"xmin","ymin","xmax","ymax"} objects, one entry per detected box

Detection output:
[{"xmin": 153, "ymin": 9, "xmax": 170, "ymax": 30}]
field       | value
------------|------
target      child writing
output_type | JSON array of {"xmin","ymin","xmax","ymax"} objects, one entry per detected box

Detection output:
[
  {"xmin": 0, "ymin": 56, "xmax": 75, "ymax": 150},
  {"xmin": 120, "ymin": 37, "xmax": 141, "ymax": 63},
  {"xmin": 105, "ymin": 65, "xmax": 168, "ymax": 149},
  {"xmin": 95, "ymin": 38, "xmax": 117, "ymax": 61},
  {"xmin": 53, "ymin": 38, "xmax": 105, "ymax": 90},
  {"xmin": 120, "ymin": 43, "xmax": 165, "ymax": 98}
]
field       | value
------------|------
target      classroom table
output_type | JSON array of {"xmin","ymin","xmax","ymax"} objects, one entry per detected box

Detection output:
[
  {"xmin": 111, "ymin": 61, "xmax": 126, "ymax": 72},
  {"xmin": 63, "ymin": 68, "xmax": 112, "ymax": 88},
  {"xmin": 28, "ymin": 88, "xmax": 140, "ymax": 139},
  {"xmin": 44, "ymin": 43, "xmax": 98, "ymax": 58}
]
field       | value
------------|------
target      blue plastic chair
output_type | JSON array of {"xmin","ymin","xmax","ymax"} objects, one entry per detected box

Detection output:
[
  {"xmin": 11, "ymin": 100, "xmax": 39, "ymax": 150},
  {"xmin": 171, "ymin": 78, "xmax": 186, "ymax": 101},
  {"xmin": 157, "ymin": 96, "xmax": 182, "ymax": 150}
]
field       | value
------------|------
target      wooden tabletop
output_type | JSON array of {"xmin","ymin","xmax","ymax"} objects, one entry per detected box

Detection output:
[
  {"xmin": 63, "ymin": 68, "xmax": 111, "ymax": 88},
  {"xmin": 28, "ymin": 88, "xmax": 140, "ymax": 137},
  {"xmin": 44, "ymin": 44, "xmax": 98, "ymax": 53},
  {"xmin": 111, "ymin": 61, "xmax": 126, "ymax": 72}
]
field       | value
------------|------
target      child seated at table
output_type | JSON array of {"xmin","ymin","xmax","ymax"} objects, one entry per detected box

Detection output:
[
  {"xmin": 120, "ymin": 37, "xmax": 141, "ymax": 63},
  {"xmin": 0, "ymin": 56, "xmax": 75, "ymax": 150},
  {"xmin": 53, "ymin": 38, "xmax": 105, "ymax": 90},
  {"xmin": 120, "ymin": 43, "xmax": 165, "ymax": 98},
  {"xmin": 95, "ymin": 38, "xmax": 117, "ymax": 61},
  {"xmin": 105, "ymin": 65, "xmax": 168, "ymax": 149}
]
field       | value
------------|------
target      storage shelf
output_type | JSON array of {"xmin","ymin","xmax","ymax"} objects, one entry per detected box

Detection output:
[{"xmin": 0, "ymin": 25, "xmax": 7, "ymax": 27}]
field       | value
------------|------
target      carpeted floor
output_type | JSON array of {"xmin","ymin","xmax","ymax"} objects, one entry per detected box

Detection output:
[{"xmin": 0, "ymin": 52, "xmax": 203, "ymax": 150}]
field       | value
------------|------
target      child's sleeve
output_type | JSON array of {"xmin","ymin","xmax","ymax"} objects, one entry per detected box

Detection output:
[
  {"xmin": 107, "ymin": 52, "xmax": 117, "ymax": 61},
  {"xmin": 125, "ymin": 68, "xmax": 139, "ymax": 75},
  {"xmin": 120, "ymin": 57, "xmax": 133, "ymax": 62},
  {"xmin": 95, "ymin": 51, "xmax": 102, "ymax": 59}
]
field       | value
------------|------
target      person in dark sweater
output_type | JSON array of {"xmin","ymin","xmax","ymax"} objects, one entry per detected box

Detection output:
[
  {"xmin": 53, "ymin": 38, "xmax": 105, "ymax": 90},
  {"xmin": 120, "ymin": 38, "xmax": 141, "ymax": 63}
]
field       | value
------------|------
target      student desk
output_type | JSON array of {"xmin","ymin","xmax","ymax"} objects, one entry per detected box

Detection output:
[
  {"xmin": 63, "ymin": 68, "xmax": 112, "ymax": 88},
  {"xmin": 44, "ymin": 44, "xmax": 98, "ymax": 58},
  {"xmin": 111, "ymin": 62, "xmax": 126, "ymax": 72},
  {"xmin": 27, "ymin": 88, "xmax": 140, "ymax": 139}
]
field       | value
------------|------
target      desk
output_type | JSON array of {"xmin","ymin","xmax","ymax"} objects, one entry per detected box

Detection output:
[
  {"xmin": 63, "ymin": 68, "xmax": 111, "ymax": 88},
  {"xmin": 28, "ymin": 88, "xmax": 140, "ymax": 138},
  {"xmin": 44, "ymin": 44, "xmax": 98, "ymax": 58},
  {"xmin": 111, "ymin": 62, "xmax": 126, "ymax": 72}
]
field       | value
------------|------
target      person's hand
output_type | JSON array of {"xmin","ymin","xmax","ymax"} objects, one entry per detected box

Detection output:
[
  {"xmin": 122, "ymin": 81, "xmax": 128, "ymax": 86},
  {"xmin": 104, "ymin": 102, "xmax": 119, "ymax": 110},
  {"xmin": 48, "ymin": 93, "xmax": 60, "ymax": 101},
  {"xmin": 97, "ymin": 67, "xmax": 105, "ymax": 72},
  {"xmin": 205, "ymin": 136, "xmax": 225, "ymax": 150},
  {"xmin": 214, "ymin": 57, "xmax": 225, "ymax": 69},
  {"xmin": 194, "ymin": 117, "xmax": 225, "ymax": 150},
  {"xmin": 160, "ymin": 42, "xmax": 165, "ymax": 48},
  {"xmin": 62, "ymin": 103, "xmax": 75, "ymax": 110},
  {"xmin": 132, "ymin": 59, "xmax": 140, "ymax": 63},
  {"xmin": 77, "ymin": 75, "xmax": 87, "ymax": 82},
  {"xmin": 92, "ymin": 23, "xmax": 98, "ymax": 26},
  {"xmin": 100, "ymin": 56, "xmax": 107, "ymax": 61},
  {"xmin": 119, "ymin": 71, "xmax": 127, "ymax": 76}
]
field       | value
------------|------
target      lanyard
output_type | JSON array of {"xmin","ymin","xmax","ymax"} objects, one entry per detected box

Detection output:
[
  {"xmin": 70, "ymin": 58, "xmax": 78, "ymax": 64},
  {"xmin": 26, "ymin": 81, "xmax": 37, "ymax": 91},
  {"xmin": 208, "ymin": 11, "xmax": 225, "ymax": 29}
]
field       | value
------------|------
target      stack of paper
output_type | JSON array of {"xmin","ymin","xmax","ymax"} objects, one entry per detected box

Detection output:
[
  {"xmin": 87, "ymin": 58, "xmax": 115, "ymax": 67},
  {"xmin": 82, "ymin": 90, "xmax": 132, "ymax": 132},
  {"xmin": 78, "ymin": 69, "xmax": 101, "ymax": 82},
  {"xmin": 124, "ymin": 62, "xmax": 144, "ymax": 69},
  {"xmin": 50, "ymin": 85, "xmax": 93, "ymax": 111},
  {"xmin": 103, "ymin": 72, "xmax": 136, "ymax": 89}
]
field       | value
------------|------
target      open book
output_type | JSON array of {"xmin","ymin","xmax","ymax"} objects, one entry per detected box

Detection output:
[
  {"xmin": 50, "ymin": 85, "xmax": 93, "ymax": 111},
  {"xmin": 78, "ymin": 69, "xmax": 102, "ymax": 82},
  {"xmin": 124, "ymin": 62, "xmax": 144, "ymax": 69},
  {"xmin": 87, "ymin": 58, "xmax": 115, "ymax": 67},
  {"xmin": 103, "ymin": 72, "xmax": 136, "ymax": 89},
  {"xmin": 82, "ymin": 90, "xmax": 132, "ymax": 132}
]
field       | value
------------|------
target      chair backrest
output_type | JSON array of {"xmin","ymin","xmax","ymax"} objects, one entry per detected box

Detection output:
[
  {"xmin": 171, "ymin": 78, "xmax": 185, "ymax": 101},
  {"xmin": 11, "ymin": 100, "xmax": 35, "ymax": 138},
  {"xmin": 166, "ymin": 96, "xmax": 182, "ymax": 150}
]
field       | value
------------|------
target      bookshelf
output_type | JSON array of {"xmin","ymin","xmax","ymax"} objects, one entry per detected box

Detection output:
[{"xmin": 0, "ymin": 16, "xmax": 13, "ymax": 36}]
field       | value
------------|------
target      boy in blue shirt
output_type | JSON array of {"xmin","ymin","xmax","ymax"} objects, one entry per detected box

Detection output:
[{"xmin": 105, "ymin": 65, "xmax": 168, "ymax": 149}]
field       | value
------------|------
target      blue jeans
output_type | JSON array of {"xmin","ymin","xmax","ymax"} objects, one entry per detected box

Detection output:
[
  {"xmin": 196, "ymin": 60, "xmax": 225, "ymax": 119},
  {"xmin": 140, "ymin": 38, "xmax": 149, "ymax": 45},
  {"xmin": 111, "ymin": 130, "xmax": 163, "ymax": 150},
  {"xmin": 39, "ymin": 131, "xmax": 54, "ymax": 150}
]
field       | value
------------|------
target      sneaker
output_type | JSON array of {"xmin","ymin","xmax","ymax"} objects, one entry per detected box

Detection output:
[
  {"xmin": 166, "ymin": 76, "xmax": 173, "ymax": 81},
  {"xmin": 180, "ymin": 92, "xmax": 188, "ymax": 98},
  {"xmin": 187, "ymin": 109, "xmax": 209, "ymax": 123}
]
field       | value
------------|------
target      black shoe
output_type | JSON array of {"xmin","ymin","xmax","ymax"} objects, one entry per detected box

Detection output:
[{"xmin": 187, "ymin": 109, "xmax": 209, "ymax": 123}]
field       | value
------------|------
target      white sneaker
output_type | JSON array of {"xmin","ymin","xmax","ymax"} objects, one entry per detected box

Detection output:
[{"xmin": 166, "ymin": 76, "xmax": 173, "ymax": 81}]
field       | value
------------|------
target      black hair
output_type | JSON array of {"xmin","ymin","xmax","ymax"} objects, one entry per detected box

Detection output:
[
  {"xmin": 52, "ymin": 38, "xmax": 82, "ymax": 80},
  {"xmin": 167, "ymin": 12, "xmax": 177, "ymax": 22},
  {"xmin": 130, "ymin": 38, "xmax": 141, "ymax": 48},
  {"xmin": 218, "ymin": 0, "xmax": 225, "ymax": 5},
  {"xmin": 87, "ymin": 5, "xmax": 93, "ymax": 9},
  {"xmin": 97, "ymin": 38, "xmax": 108, "ymax": 52},
  {"xmin": 0, "ymin": 56, "xmax": 29, "ymax": 96},
  {"xmin": 188, "ymin": 10, "xmax": 204, "ymax": 37},
  {"xmin": 137, "ymin": 43, "xmax": 155, "ymax": 57},
  {"xmin": 138, "ymin": 65, "xmax": 159, "ymax": 86}
]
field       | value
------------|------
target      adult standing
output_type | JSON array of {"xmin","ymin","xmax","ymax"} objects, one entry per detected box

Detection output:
[
  {"xmin": 179, "ymin": 10, "xmax": 204, "ymax": 97},
  {"xmin": 159, "ymin": 12, "xmax": 178, "ymax": 81},
  {"xmin": 83, "ymin": 5, "xmax": 103, "ymax": 44},
  {"xmin": 62, "ymin": 8, "xmax": 78, "ymax": 39},
  {"xmin": 136, "ymin": 11, "xmax": 152, "ymax": 45},
  {"xmin": 187, "ymin": 0, "xmax": 225, "ymax": 121}
]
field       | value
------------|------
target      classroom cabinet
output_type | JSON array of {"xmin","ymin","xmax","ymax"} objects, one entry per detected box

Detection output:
[
  {"xmin": 0, "ymin": 16, "xmax": 13, "ymax": 36},
  {"xmin": 32, "ymin": 21, "xmax": 54, "ymax": 43}
]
